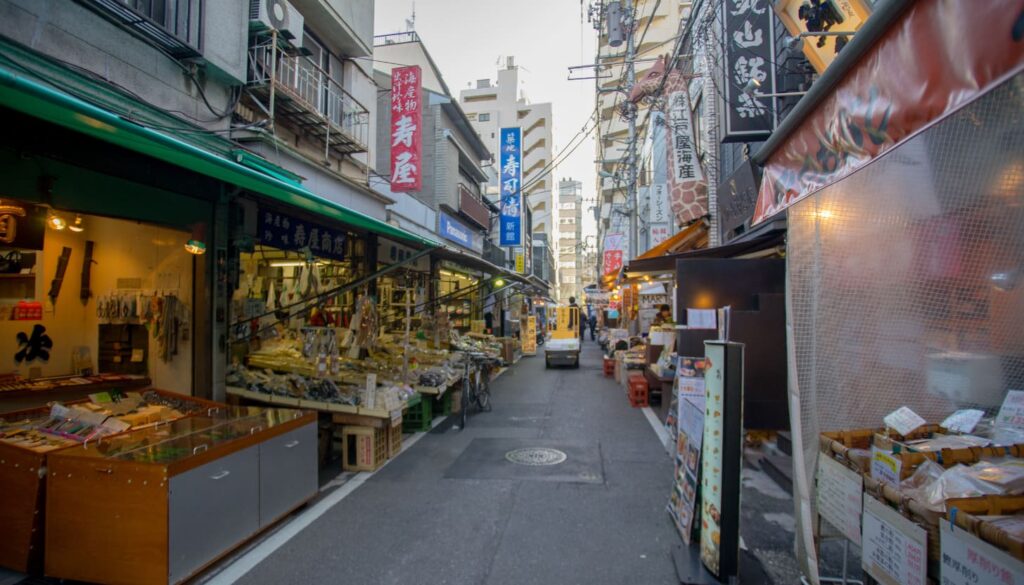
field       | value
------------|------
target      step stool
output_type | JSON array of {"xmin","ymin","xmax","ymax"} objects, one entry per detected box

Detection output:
[
  {"xmin": 602, "ymin": 357, "xmax": 615, "ymax": 377},
  {"xmin": 628, "ymin": 374, "xmax": 648, "ymax": 408}
]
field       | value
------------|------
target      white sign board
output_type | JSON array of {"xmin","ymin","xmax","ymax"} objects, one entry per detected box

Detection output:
[
  {"xmin": 816, "ymin": 455, "xmax": 863, "ymax": 545},
  {"xmin": 997, "ymin": 390, "xmax": 1024, "ymax": 430},
  {"xmin": 883, "ymin": 406, "xmax": 926, "ymax": 436},
  {"xmin": 862, "ymin": 494, "xmax": 927, "ymax": 585},
  {"xmin": 941, "ymin": 409, "xmax": 985, "ymax": 434},
  {"xmin": 940, "ymin": 519, "xmax": 1024, "ymax": 585}
]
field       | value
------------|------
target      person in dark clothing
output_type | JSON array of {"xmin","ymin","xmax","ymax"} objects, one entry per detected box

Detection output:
[
  {"xmin": 588, "ymin": 312, "xmax": 597, "ymax": 341},
  {"xmin": 568, "ymin": 296, "xmax": 583, "ymax": 341}
]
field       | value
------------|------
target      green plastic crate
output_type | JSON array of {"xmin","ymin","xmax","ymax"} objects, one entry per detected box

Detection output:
[
  {"xmin": 402, "ymin": 395, "xmax": 433, "ymax": 433},
  {"xmin": 432, "ymin": 391, "xmax": 452, "ymax": 416}
]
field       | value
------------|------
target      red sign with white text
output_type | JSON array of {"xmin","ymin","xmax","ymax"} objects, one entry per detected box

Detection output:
[
  {"xmin": 603, "ymin": 250, "xmax": 623, "ymax": 277},
  {"xmin": 390, "ymin": 66, "xmax": 422, "ymax": 192}
]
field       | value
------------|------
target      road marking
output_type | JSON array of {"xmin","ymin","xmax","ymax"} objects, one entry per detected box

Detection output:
[
  {"xmin": 641, "ymin": 406, "xmax": 672, "ymax": 454},
  {"xmin": 201, "ymin": 416, "xmax": 446, "ymax": 584}
]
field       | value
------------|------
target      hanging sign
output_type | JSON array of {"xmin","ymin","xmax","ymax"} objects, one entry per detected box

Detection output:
[
  {"xmin": 514, "ymin": 249, "xmax": 526, "ymax": 274},
  {"xmin": 722, "ymin": 0, "xmax": 777, "ymax": 142},
  {"xmin": 258, "ymin": 208, "xmax": 347, "ymax": 262},
  {"xmin": 663, "ymin": 69, "xmax": 707, "ymax": 226},
  {"xmin": 390, "ymin": 65, "xmax": 423, "ymax": 192},
  {"xmin": 602, "ymin": 232, "xmax": 625, "ymax": 277},
  {"xmin": 499, "ymin": 127, "xmax": 523, "ymax": 246}
]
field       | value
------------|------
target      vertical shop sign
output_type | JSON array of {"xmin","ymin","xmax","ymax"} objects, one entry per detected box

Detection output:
[
  {"xmin": 390, "ymin": 66, "xmax": 422, "ymax": 192},
  {"xmin": 664, "ymin": 69, "xmax": 707, "ymax": 225},
  {"xmin": 258, "ymin": 209, "xmax": 347, "ymax": 262},
  {"xmin": 499, "ymin": 127, "xmax": 523, "ymax": 246},
  {"xmin": 514, "ymin": 249, "xmax": 526, "ymax": 274},
  {"xmin": 602, "ymin": 233, "xmax": 625, "ymax": 277},
  {"xmin": 722, "ymin": 0, "xmax": 777, "ymax": 142}
]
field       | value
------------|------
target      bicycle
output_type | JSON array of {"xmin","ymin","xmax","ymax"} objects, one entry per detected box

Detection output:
[{"xmin": 457, "ymin": 351, "xmax": 498, "ymax": 430}]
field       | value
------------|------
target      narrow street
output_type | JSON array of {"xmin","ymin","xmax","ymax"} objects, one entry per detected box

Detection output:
[{"xmin": 210, "ymin": 342, "xmax": 678, "ymax": 585}]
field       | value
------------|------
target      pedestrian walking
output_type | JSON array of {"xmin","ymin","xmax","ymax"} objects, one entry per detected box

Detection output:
[{"xmin": 588, "ymin": 312, "xmax": 597, "ymax": 341}]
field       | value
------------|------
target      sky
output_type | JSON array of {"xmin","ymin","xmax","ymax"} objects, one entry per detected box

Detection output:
[{"xmin": 374, "ymin": 0, "xmax": 599, "ymax": 244}]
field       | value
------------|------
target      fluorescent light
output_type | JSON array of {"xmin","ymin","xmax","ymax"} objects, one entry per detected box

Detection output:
[{"xmin": 269, "ymin": 260, "xmax": 325, "ymax": 267}]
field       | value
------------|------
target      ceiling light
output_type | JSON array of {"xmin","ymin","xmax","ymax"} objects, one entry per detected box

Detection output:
[
  {"xmin": 47, "ymin": 213, "xmax": 67, "ymax": 231},
  {"xmin": 68, "ymin": 214, "xmax": 85, "ymax": 232}
]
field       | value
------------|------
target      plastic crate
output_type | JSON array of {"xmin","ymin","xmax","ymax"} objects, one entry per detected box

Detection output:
[
  {"xmin": 340, "ymin": 425, "xmax": 387, "ymax": 472},
  {"xmin": 402, "ymin": 395, "xmax": 433, "ymax": 433}
]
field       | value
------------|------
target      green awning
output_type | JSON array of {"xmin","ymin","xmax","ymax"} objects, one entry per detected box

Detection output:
[{"xmin": 0, "ymin": 60, "xmax": 438, "ymax": 249}]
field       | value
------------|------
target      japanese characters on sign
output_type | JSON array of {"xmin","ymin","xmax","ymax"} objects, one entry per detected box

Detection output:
[
  {"xmin": 649, "ymin": 183, "xmax": 670, "ymax": 225},
  {"xmin": 499, "ymin": 127, "xmax": 523, "ymax": 246},
  {"xmin": 258, "ymin": 209, "xmax": 347, "ymax": 262},
  {"xmin": 862, "ymin": 494, "xmax": 927, "ymax": 585},
  {"xmin": 390, "ymin": 66, "xmax": 423, "ymax": 192},
  {"xmin": 722, "ymin": 0, "xmax": 777, "ymax": 142},
  {"xmin": 667, "ymin": 92, "xmax": 703, "ymax": 184},
  {"xmin": 940, "ymin": 520, "xmax": 1024, "ymax": 585},
  {"xmin": 602, "ymin": 233, "xmax": 625, "ymax": 277}
]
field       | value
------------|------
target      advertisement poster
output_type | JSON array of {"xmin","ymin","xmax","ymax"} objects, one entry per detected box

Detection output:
[
  {"xmin": 670, "ymin": 396, "xmax": 705, "ymax": 545},
  {"xmin": 700, "ymin": 347, "xmax": 726, "ymax": 575},
  {"xmin": 389, "ymin": 66, "xmax": 422, "ymax": 192},
  {"xmin": 523, "ymin": 316, "xmax": 537, "ymax": 356},
  {"xmin": 498, "ymin": 127, "xmax": 523, "ymax": 246}
]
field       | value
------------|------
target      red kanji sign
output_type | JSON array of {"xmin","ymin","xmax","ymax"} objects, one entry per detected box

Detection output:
[{"xmin": 390, "ymin": 66, "xmax": 422, "ymax": 192}]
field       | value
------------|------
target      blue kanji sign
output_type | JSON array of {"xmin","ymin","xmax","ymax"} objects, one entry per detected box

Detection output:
[
  {"xmin": 498, "ymin": 127, "xmax": 522, "ymax": 247},
  {"xmin": 258, "ymin": 208, "xmax": 347, "ymax": 262}
]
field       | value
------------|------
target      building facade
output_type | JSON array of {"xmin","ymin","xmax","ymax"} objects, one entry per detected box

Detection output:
[
  {"xmin": 459, "ymin": 58, "xmax": 555, "ymax": 284},
  {"xmin": 557, "ymin": 179, "xmax": 583, "ymax": 302}
]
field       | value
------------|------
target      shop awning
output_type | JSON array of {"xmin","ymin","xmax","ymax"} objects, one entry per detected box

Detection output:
[
  {"xmin": 625, "ymin": 230, "xmax": 785, "ymax": 277},
  {"xmin": 636, "ymin": 220, "xmax": 709, "ymax": 260},
  {"xmin": 0, "ymin": 48, "xmax": 437, "ymax": 249},
  {"xmin": 432, "ymin": 246, "xmax": 527, "ymax": 284}
]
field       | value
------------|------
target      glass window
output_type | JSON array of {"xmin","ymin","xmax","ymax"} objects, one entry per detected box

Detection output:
[{"xmin": 479, "ymin": 113, "xmax": 491, "ymax": 122}]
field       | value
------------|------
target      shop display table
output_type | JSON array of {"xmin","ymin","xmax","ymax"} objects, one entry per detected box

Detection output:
[
  {"xmin": 0, "ymin": 373, "xmax": 151, "ymax": 414},
  {"xmin": 45, "ymin": 407, "xmax": 317, "ymax": 585}
]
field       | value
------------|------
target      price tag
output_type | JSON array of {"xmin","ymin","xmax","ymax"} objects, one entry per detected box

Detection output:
[
  {"xmin": 883, "ymin": 406, "xmax": 926, "ymax": 436},
  {"xmin": 817, "ymin": 456, "xmax": 863, "ymax": 545},
  {"xmin": 862, "ymin": 494, "xmax": 927, "ymax": 585},
  {"xmin": 996, "ymin": 390, "xmax": 1024, "ymax": 431},
  {"xmin": 871, "ymin": 446, "xmax": 902, "ymax": 485},
  {"xmin": 940, "ymin": 519, "xmax": 1024, "ymax": 585},
  {"xmin": 941, "ymin": 409, "xmax": 985, "ymax": 434}
]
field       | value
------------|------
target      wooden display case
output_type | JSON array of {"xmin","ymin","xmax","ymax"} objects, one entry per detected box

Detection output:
[
  {"xmin": 0, "ymin": 389, "xmax": 220, "ymax": 574},
  {"xmin": 45, "ymin": 407, "xmax": 317, "ymax": 585}
]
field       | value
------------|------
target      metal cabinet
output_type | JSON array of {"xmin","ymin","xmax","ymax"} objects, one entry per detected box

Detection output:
[
  {"xmin": 169, "ymin": 446, "xmax": 259, "ymax": 583},
  {"xmin": 258, "ymin": 423, "xmax": 317, "ymax": 527}
]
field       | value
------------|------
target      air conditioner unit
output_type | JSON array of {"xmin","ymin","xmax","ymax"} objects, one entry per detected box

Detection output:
[{"xmin": 249, "ymin": 0, "xmax": 304, "ymax": 42}]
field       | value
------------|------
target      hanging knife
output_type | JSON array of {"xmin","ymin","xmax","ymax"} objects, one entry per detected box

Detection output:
[
  {"xmin": 49, "ymin": 246, "xmax": 72, "ymax": 311},
  {"xmin": 81, "ymin": 240, "xmax": 95, "ymax": 303}
]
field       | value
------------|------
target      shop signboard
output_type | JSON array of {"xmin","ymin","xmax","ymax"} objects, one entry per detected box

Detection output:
[
  {"xmin": 717, "ymin": 160, "xmax": 760, "ymax": 242},
  {"xmin": 649, "ymin": 224, "xmax": 670, "ymax": 248},
  {"xmin": 722, "ymin": 0, "xmax": 777, "ymax": 143},
  {"xmin": 514, "ymin": 249, "xmax": 525, "ymax": 274},
  {"xmin": 438, "ymin": 212, "xmax": 473, "ymax": 249},
  {"xmin": 602, "ymin": 232, "xmax": 625, "ymax": 277},
  {"xmin": 753, "ymin": 1, "xmax": 1024, "ymax": 224},
  {"xmin": 258, "ymin": 208, "xmax": 346, "ymax": 262},
  {"xmin": 663, "ymin": 68, "xmax": 707, "ymax": 226},
  {"xmin": 522, "ymin": 316, "xmax": 537, "ymax": 355},
  {"xmin": 774, "ymin": 0, "xmax": 873, "ymax": 74},
  {"xmin": 390, "ymin": 66, "xmax": 423, "ymax": 192},
  {"xmin": 862, "ymin": 494, "xmax": 927, "ymax": 585},
  {"xmin": 498, "ymin": 127, "xmax": 523, "ymax": 247},
  {"xmin": 699, "ymin": 341, "xmax": 744, "ymax": 580},
  {"xmin": 940, "ymin": 520, "xmax": 1024, "ymax": 585},
  {"xmin": 0, "ymin": 201, "xmax": 44, "ymax": 251}
]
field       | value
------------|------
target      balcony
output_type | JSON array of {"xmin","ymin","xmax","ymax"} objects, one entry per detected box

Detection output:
[{"xmin": 247, "ymin": 38, "xmax": 368, "ymax": 156}]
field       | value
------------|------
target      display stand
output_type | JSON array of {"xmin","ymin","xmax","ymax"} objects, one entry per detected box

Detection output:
[{"xmin": 672, "ymin": 544, "xmax": 726, "ymax": 585}]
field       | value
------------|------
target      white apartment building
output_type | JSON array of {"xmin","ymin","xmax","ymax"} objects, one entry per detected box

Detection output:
[
  {"xmin": 557, "ymin": 179, "xmax": 583, "ymax": 302},
  {"xmin": 595, "ymin": 0, "xmax": 689, "ymax": 261},
  {"xmin": 460, "ymin": 58, "xmax": 555, "ymax": 283}
]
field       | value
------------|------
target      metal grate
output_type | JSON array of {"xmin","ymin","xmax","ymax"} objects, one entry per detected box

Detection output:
[
  {"xmin": 787, "ymin": 73, "xmax": 1024, "ymax": 574},
  {"xmin": 79, "ymin": 0, "xmax": 202, "ymax": 58}
]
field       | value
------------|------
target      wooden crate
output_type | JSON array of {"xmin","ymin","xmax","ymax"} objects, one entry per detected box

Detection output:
[
  {"xmin": 340, "ymin": 426, "xmax": 387, "ymax": 472},
  {"xmin": 386, "ymin": 421, "xmax": 402, "ymax": 459}
]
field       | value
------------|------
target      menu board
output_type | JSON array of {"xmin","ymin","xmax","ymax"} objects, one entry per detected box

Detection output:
[
  {"xmin": 862, "ymin": 494, "xmax": 927, "ymax": 585},
  {"xmin": 816, "ymin": 455, "xmax": 863, "ymax": 545},
  {"xmin": 699, "ymin": 341, "xmax": 743, "ymax": 579},
  {"xmin": 522, "ymin": 316, "xmax": 537, "ymax": 355},
  {"xmin": 670, "ymin": 396, "xmax": 705, "ymax": 544}
]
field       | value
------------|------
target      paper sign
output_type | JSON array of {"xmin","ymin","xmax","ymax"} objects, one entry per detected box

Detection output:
[
  {"xmin": 686, "ymin": 308, "xmax": 717, "ymax": 329},
  {"xmin": 862, "ymin": 494, "xmax": 927, "ymax": 585},
  {"xmin": 364, "ymin": 374, "xmax": 378, "ymax": 410},
  {"xmin": 871, "ymin": 446, "xmax": 902, "ymax": 485},
  {"xmin": 883, "ymin": 406, "xmax": 926, "ymax": 436},
  {"xmin": 390, "ymin": 409, "xmax": 403, "ymax": 426},
  {"xmin": 817, "ymin": 456, "xmax": 863, "ymax": 545},
  {"xmin": 941, "ymin": 409, "xmax": 985, "ymax": 434},
  {"xmin": 996, "ymin": 390, "xmax": 1024, "ymax": 430},
  {"xmin": 940, "ymin": 519, "xmax": 1024, "ymax": 585}
]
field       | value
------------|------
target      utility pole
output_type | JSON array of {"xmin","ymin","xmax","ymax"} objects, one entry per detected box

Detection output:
[{"xmin": 624, "ymin": 4, "xmax": 638, "ymax": 261}]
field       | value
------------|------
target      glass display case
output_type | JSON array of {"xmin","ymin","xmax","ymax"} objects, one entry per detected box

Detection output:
[{"xmin": 44, "ymin": 407, "xmax": 316, "ymax": 585}]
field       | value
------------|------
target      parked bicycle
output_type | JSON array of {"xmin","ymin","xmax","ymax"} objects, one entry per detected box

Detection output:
[{"xmin": 457, "ymin": 351, "xmax": 499, "ymax": 430}]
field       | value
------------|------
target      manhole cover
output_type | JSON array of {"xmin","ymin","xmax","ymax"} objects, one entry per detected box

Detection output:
[{"xmin": 504, "ymin": 447, "xmax": 567, "ymax": 466}]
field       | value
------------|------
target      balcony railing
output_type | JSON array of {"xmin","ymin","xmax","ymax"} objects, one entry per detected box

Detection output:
[
  {"xmin": 248, "ymin": 38, "xmax": 368, "ymax": 156},
  {"xmin": 373, "ymin": 31, "xmax": 421, "ymax": 47}
]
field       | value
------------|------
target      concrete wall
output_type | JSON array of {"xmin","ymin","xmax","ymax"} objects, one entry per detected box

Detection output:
[{"xmin": 0, "ymin": 0, "xmax": 244, "ymax": 132}]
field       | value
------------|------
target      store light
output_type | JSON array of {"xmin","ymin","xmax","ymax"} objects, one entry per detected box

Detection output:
[
  {"xmin": 269, "ymin": 260, "xmax": 325, "ymax": 267},
  {"xmin": 68, "ymin": 214, "xmax": 85, "ymax": 232},
  {"xmin": 494, "ymin": 278, "xmax": 505, "ymax": 287},
  {"xmin": 47, "ymin": 212, "xmax": 67, "ymax": 231},
  {"xmin": 184, "ymin": 223, "xmax": 207, "ymax": 255}
]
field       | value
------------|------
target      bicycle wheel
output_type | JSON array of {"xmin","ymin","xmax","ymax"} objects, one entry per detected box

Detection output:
[
  {"xmin": 475, "ymin": 366, "xmax": 492, "ymax": 412},
  {"xmin": 460, "ymin": 380, "xmax": 469, "ymax": 429}
]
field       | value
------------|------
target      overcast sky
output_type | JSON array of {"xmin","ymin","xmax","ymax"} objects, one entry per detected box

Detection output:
[{"xmin": 374, "ymin": 0, "xmax": 599, "ymax": 242}]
